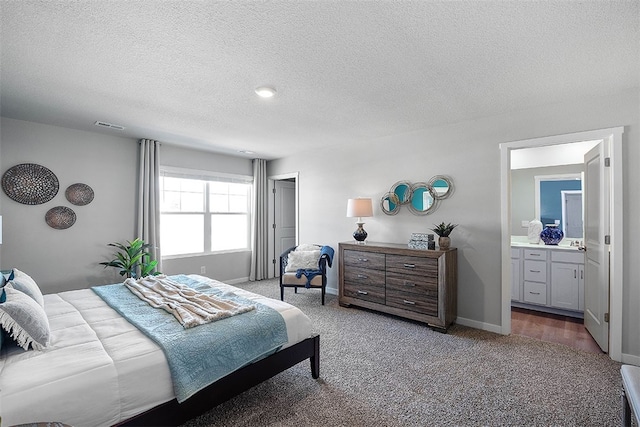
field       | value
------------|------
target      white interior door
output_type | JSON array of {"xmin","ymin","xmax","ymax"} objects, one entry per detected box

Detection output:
[
  {"xmin": 274, "ymin": 180, "xmax": 296, "ymax": 277},
  {"xmin": 583, "ymin": 141, "xmax": 609, "ymax": 352}
]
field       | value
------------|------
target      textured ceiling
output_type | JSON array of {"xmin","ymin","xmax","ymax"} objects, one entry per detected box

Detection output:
[{"xmin": 1, "ymin": 1, "xmax": 638, "ymax": 160}]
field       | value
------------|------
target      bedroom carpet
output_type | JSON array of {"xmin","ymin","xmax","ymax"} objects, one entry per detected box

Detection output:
[{"xmin": 181, "ymin": 279, "xmax": 623, "ymax": 427}]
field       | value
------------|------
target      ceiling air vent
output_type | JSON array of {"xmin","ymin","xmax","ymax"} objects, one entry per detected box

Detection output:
[{"xmin": 94, "ymin": 121, "xmax": 125, "ymax": 130}]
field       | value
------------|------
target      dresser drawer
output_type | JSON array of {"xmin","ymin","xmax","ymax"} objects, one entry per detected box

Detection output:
[
  {"xmin": 523, "ymin": 260, "xmax": 546, "ymax": 282},
  {"xmin": 386, "ymin": 273, "xmax": 438, "ymax": 296},
  {"xmin": 343, "ymin": 267, "xmax": 386, "ymax": 304},
  {"xmin": 386, "ymin": 289, "xmax": 438, "ymax": 317},
  {"xmin": 386, "ymin": 255, "xmax": 438, "ymax": 278},
  {"xmin": 523, "ymin": 281, "xmax": 547, "ymax": 305},
  {"xmin": 343, "ymin": 250, "xmax": 385, "ymax": 270}
]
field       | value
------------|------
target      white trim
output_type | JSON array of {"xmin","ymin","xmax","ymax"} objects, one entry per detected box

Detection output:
[
  {"xmin": 456, "ymin": 317, "xmax": 502, "ymax": 334},
  {"xmin": 500, "ymin": 126, "xmax": 624, "ymax": 362},
  {"xmin": 160, "ymin": 165, "xmax": 253, "ymax": 183},
  {"xmin": 622, "ymin": 353, "xmax": 640, "ymax": 367}
]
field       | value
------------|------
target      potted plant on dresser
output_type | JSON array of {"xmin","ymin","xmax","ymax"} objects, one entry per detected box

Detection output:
[{"xmin": 430, "ymin": 222, "xmax": 458, "ymax": 250}]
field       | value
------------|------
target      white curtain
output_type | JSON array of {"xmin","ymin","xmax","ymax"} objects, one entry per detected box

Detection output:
[
  {"xmin": 250, "ymin": 158, "xmax": 269, "ymax": 281},
  {"xmin": 137, "ymin": 139, "xmax": 162, "ymax": 272}
]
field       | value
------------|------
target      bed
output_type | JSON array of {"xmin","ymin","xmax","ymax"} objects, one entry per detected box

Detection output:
[{"xmin": 0, "ymin": 273, "xmax": 319, "ymax": 426}]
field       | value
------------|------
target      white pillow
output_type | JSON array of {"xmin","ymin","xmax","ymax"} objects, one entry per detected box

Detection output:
[
  {"xmin": 0, "ymin": 287, "xmax": 50, "ymax": 350},
  {"xmin": 286, "ymin": 250, "xmax": 321, "ymax": 272},
  {"xmin": 295, "ymin": 244, "xmax": 321, "ymax": 252},
  {"xmin": 7, "ymin": 268, "xmax": 44, "ymax": 308}
]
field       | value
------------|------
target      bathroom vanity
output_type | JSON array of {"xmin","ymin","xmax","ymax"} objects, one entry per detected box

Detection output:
[{"xmin": 511, "ymin": 238, "xmax": 585, "ymax": 318}]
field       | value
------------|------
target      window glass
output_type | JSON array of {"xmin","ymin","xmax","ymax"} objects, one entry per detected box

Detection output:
[
  {"xmin": 160, "ymin": 171, "xmax": 252, "ymax": 257},
  {"xmin": 160, "ymin": 214, "xmax": 204, "ymax": 256},
  {"xmin": 211, "ymin": 214, "xmax": 248, "ymax": 251}
]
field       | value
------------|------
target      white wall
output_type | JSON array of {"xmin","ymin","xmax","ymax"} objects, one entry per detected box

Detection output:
[
  {"xmin": 0, "ymin": 118, "xmax": 255, "ymax": 292},
  {"xmin": 159, "ymin": 144, "xmax": 253, "ymax": 282},
  {"xmin": 0, "ymin": 118, "xmax": 138, "ymax": 293},
  {"xmin": 268, "ymin": 90, "xmax": 640, "ymax": 359}
]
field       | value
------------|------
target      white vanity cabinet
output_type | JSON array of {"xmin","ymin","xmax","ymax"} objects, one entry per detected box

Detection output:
[
  {"xmin": 550, "ymin": 251, "xmax": 585, "ymax": 312},
  {"xmin": 510, "ymin": 248, "xmax": 521, "ymax": 301},
  {"xmin": 511, "ymin": 244, "xmax": 585, "ymax": 318}
]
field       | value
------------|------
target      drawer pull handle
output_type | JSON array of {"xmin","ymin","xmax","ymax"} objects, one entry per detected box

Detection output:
[
  {"xmin": 403, "ymin": 300, "xmax": 416, "ymax": 305},
  {"xmin": 529, "ymin": 291, "xmax": 541, "ymax": 295},
  {"xmin": 404, "ymin": 282, "xmax": 416, "ymax": 287},
  {"xmin": 358, "ymin": 258, "xmax": 369, "ymax": 262},
  {"xmin": 357, "ymin": 290, "xmax": 369, "ymax": 295},
  {"xmin": 404, "ymin": 263, "xmax": 416, "ymax": 268},
  {"xmin": 529, "ymin": 270, "xmax": 541, "ymax": 273},
  {"xmin": 574, "ymin": 270, "xmax": 577, "ymax": 279},
  {"xmin": 357, "ymin": 274, "xmax": 368, "ymax": 279},
  {"xmin": 530, "ymin": 253, "xmax": 541, "ymax": 257}
]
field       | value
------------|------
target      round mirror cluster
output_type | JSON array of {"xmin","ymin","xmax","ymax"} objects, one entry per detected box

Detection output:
[{"xmin": 381, "ymin": 176, "xmax": 453, "ymax": 216}]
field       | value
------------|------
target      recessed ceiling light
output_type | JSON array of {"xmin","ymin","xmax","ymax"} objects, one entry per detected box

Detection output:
[
  {"xmin": 255, "ymin": 86, "xmax": 276, "ymax": 98},
  {"xmin": 238, "ymin": 150, "xmax": 255, "ymax": 155}
]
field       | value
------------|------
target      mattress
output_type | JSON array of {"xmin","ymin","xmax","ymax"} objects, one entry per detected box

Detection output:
[{"xmin": 0, "ymin": 275, "xmax": 313, "ymax": 426}]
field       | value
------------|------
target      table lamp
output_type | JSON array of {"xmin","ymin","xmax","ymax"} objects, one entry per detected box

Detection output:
[{"xmin": 346, "ymin": 198, "xmax": 373, "ymax": 243}]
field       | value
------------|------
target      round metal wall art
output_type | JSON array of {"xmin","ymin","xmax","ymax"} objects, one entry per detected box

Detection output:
[
  {"xmin": 1, "ymin": 163, "xmax": 59, "ymax": 205},
  {"xmin": 65, "ymin": 183, "xmax": 94, "ymax": 206},
  {"xmin": 45, "ymin": 206, "xmax": 76, "ymax": 230}
]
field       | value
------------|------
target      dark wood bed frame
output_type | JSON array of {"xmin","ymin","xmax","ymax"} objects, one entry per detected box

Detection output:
[{"xmin": 117, "ymin": 334, "xmax": 320, "ymax": 426}]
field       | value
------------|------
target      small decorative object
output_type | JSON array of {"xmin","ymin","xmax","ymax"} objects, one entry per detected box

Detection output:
[
  {"xmin": 346, "ymin": 198, "xmax": 374, "ymax": 244},
  {"xmin": 430, "ymin": 222, "xmax": 458, "ymax": 250},
  {"xmin": 527, "ymin": 219, "xmax": 543, "ymax": 244},
  {"xmin": 65, "ymin": 183, "xmax": 94, "ymax": 206},
  {"xmin": 99, "ymin": 238, "xmax": 161, "ymax": 279},
  {"xmin": 2, "ymin": 163, "xmax": 59, "ymax": 205},
  {"xmin": 381, "ymin": 176, "xmax": 454, "ymax": 216},
  {"xmin": 408, "ymin": 233, "xmax": 435, "ymax": 250},
  {"xmin": 540, "ymin": 224, "xmax": 564, "ymax": 245},
  {"xmin": 45, "ymin": 206, "xmax": 76, "ymax": 229}
]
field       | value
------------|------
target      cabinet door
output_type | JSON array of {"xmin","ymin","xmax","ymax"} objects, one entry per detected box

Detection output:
[
  {"xmin": 551, "ymin": 262, "xmax": 580, "ymax": 311},
  {"xmin": 511, "ymin": 257, "xmax": 521, "ymax": 301}
]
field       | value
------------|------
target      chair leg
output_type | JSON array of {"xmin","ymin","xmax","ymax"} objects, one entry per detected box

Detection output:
[
  {"xmin": 321, "ymin": 287, "xmax": 325, "ymax": 305},
  {"xmin": 280, "ymin": 286, "xmax": 284, "ymax": 301}
]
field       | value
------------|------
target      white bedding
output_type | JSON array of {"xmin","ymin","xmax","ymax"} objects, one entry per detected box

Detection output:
[{"xmin": 0, "ymin": 275, "xmax": 313, "ymax": 426}]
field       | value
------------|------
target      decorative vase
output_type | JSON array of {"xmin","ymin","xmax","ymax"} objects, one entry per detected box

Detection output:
[
  {"xmin": 540, "ymin": 224, "xmax": 564, "ymax": 245},
  {"xmin": 527, "ymin": 219, "xmax": 543, "ymax": 244},
  {"xmin": 438, "ymin": 236, "xmax": 451, "ymax": 250}
]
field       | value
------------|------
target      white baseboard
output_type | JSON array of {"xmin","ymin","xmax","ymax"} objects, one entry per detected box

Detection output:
[
  {"xmin": 225, "ymin": 277, "xmax": 249, "ymax": 285},
  {"xmin": 455, "ymin": 316, "xmax": 503, "ymax": 334},
  {"xmin": 621, "ymin": 353, "xmax": 640, "ymax": 366},
  {"xmin": 326, "ymin": 286, "xmax": 338, "ymax": 296}
]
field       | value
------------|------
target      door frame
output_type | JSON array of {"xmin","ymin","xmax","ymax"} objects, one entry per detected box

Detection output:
[
  {"xmin": 500, "ymin": 126, "xmax": 624, "ymax": 361},
  {"xmin": 267, "ymin": 172, "xmax": 299, "ymax": 278}
]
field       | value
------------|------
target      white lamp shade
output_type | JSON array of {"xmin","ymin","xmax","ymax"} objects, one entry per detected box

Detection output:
[{"xmin": 346, "ymin": 198, "xmax": 373, "ymax": 218}]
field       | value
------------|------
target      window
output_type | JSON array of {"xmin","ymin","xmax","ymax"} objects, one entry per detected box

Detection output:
[{"xmin": 159, "ymin": 169, "xmax": 252, "ymax": 257}]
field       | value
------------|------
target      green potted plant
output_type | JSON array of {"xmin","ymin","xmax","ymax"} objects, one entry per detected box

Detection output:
[
  {"xmin": 430, "ymin": 222, "xmax": 458, "ymax": 250},
  {"xmin": 100, "ymin": 238, "xmax": 161, "ymax": 279}
]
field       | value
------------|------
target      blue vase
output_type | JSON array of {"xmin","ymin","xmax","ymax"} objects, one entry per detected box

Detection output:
[{"xmin": 540, "ymin": 224, "xmax": 564, "ymax": 245}]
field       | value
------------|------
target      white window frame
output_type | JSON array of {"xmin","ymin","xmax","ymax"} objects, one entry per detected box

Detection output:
[{"xmin": 160, "ymin": 166, "xmax": 253, "ymax": 259}]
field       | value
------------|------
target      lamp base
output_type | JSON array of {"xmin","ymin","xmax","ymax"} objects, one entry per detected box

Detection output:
[{"xmin": 353, "ymin": 223, "xmax": 368, "ymax": 243}]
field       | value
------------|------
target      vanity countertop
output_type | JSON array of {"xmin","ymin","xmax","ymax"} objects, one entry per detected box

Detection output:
[{"xmin": 510, "ymin": 236, "xmax": 582, "ymax": 251}]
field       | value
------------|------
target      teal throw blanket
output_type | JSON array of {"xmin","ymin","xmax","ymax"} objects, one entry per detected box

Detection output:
[{"xmin": 93, "ymin": 274, "xmax": 288, "ymax": 403}]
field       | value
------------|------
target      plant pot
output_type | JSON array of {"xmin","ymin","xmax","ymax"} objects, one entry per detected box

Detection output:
[{"xmin": 438, "ymin": 236, "xmax": 451, "ymax": 250}]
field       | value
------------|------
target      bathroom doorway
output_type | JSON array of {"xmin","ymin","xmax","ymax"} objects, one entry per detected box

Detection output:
[{"xmin": 499, "ymin": 127, "xmax": 624, "ymax": 361}]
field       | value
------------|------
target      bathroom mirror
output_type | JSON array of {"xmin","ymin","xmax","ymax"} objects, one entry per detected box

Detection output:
[
  {"xmin": 407, "ymin": 183, "xmax": 436, "ymax": 215},
  {"xmin": 380, "ymin": 191, "xmax": 401, "ymax": 215},
  {"xmin": 429, "ymin": 175, "xmax": 453, "ymax": 199},
  {"xmin": 390, "ymin": 181, "xmax": 412, "ymax": 205},
  {"xmin": 534, "ymin": 173, "xmax": 583, "ymax": 239}
]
